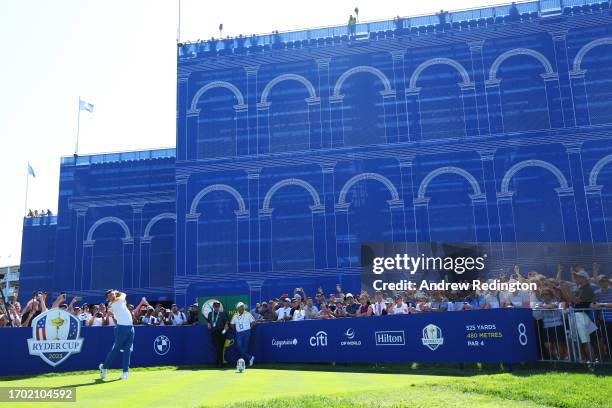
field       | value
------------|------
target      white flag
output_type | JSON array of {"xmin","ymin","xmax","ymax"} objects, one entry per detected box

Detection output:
[{"xmin": 79, "ymin": 99, "xmax": 94, "ymax": 113}]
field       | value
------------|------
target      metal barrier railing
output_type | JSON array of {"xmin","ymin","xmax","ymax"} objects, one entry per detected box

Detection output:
[{"xmin": 533, "ymin": 307, "xmax": 611, "ymax": 364}]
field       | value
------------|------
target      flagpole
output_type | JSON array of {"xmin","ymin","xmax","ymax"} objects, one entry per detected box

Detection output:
[
  {"xmin": 24, "ymin": 165, "xmax": 29, "ymax": 216},
  {"xmin": 75, "ymin": 96, "xmax": 81, "ymax": 155},
  {"xmin": 177, "ymin": 0, "xmax": 181, "ymax": 43}
]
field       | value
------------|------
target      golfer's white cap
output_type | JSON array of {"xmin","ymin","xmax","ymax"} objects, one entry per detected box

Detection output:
[{"xmin": 236, "ymin": 302, "xmax": 245, "ymax": 308}]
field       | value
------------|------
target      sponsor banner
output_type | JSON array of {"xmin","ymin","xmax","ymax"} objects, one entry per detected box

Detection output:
[
  {"xmin": 251, "ymin": 308, "xmax": 537, "ymax": 364},
  {"xmin": 4, "ymin": 309, "xmax": 536, "ymax": 376},
  {"xmin": 3, "ymin": 325, "xmax": 216, "ymax": 377}
]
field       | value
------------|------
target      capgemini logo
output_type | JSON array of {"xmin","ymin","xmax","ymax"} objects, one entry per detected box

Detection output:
[
  {"xmin": 309, "ymin": 331, "xmax": 328, "ymax": 347},
  {"xmin": 271, "ymin": 338, "xmax": 298, "ymax": 348}
]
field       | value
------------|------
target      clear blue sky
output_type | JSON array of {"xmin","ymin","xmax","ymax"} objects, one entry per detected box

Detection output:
[{"xmin": 0, "ymin": 0, "xmax": 501, "ymax": 266}]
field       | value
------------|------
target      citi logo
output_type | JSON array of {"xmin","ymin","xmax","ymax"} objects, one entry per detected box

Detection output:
[
  {"xmin": 344, "ymin": 328, "xmax": 355, "ymax": 340},
  {"xmin": 309, "ymin": 331, "xmax": 328, "ymax": 347},
  {"xmin": 375, "ymin": 330, "xmax": 405, "ymax": 346}
]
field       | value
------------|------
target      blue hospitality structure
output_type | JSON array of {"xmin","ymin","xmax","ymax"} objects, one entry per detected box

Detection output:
[{"xmin": 19, "ymin": 0, "xmax": 612, "ymax": 306}]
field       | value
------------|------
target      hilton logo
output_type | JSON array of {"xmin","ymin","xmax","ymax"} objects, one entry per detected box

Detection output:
[{"xmin": 375, "ymin": 330, "xmax": 405, "ymax": 346}]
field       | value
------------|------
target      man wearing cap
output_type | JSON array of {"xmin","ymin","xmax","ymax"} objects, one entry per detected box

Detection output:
[
  {"xmin": 592, "ymin": 275, "xmax": 612, "ymax": 353},
  {"xmin": 345, "ymin": 294, "xmax": 359, "ymax": 317},
  {"xmin": 207, "ymin": 301, "xmax": 229, "ymax": 368},
  {"xmin": 230, "ymin": 302, "xmax": 256, "ymax": 366},
  {"xmin": 392, "ymin": 295, "xmax": 409, "ymax": 315},
  {"xmin": 99, "ymin": 290, "xmax": 134, "ymax": 381},
  {"xmin": 276, "ymin": 298, "xmax": 292, "ymax": 321},
  {"xmin": 561, "ymin": 270, "xmax": 596, "ymax": 361},
  {"xmin": 187, "ymin": 303, "xmax": 199, "ymax": 325},
  {"xmin": 78, "ymin": 304, "xmax": 91, "ymax": 323}
]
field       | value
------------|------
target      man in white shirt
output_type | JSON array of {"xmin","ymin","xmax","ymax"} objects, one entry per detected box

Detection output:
[
  {"xmin": 78, "ymin": 304, "xmax": 92, "ymax": 323},
  {"xmin": 291, "ymin": 300, "xmax": 306, "ymax": 321},
  {"xmin": 370, "ymin": 291, "xmax": 386, "ymax": 316},
  {"xmin": 99, "ymin": 289, "xmax": 134, "ymax": 381},
  {"xmin": 170, "ymin": 304, "xmax": 186, "ymax": 326},
  {"xmin": 392, "ymin": 295, "xmax": 408, "ymax": 314},
  {"xmin": 276, "ymin": 298, "xmax": 292, "ymax": 321},
  {"xmin": 230, "ymin": 302, "xmax": 256, "ymax": 366}
]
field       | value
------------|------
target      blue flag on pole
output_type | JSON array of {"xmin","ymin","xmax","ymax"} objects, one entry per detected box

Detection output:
[
  {"xmin": 79, "ymin": 99, "xmax": 94, "ymax": 113},
  {"xmin": 27, "ymin": 163, "xmax": 36, "ymax": 178}
]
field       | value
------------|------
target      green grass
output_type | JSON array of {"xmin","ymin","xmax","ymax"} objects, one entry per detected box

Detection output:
[{"xmin": 0, "ymin": 364, "xmax": 609, "ymax": 408}]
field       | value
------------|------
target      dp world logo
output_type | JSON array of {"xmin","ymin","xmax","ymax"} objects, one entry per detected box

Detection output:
[
  {"xmin": 27, "ymin": 308, "xmax": 84, "ymax": 367},
  {"xmin": 344, "ymin": 328, "xmax": 355, "ymax": 340},
  {"xmin": 421, "ymin": 324, "xmax": 444, "ymax": 351},
  {"xmin": 309, "ymin": 331, "xmax": 328, "ymax": 347},
  {"xmin": 154, "ymin": 335, "xmax": 171, "ymax": 355},
  {"xmin": 341, "ymin": 328, "xmax": 362, "ymax": 346}
]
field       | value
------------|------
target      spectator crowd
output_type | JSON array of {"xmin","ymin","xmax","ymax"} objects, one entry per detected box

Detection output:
[
  {"xmin": 0, "ymin": 293, "xmax": 197, "ymax": 328},
  {"xmin": 26, "ymin": 209, "xmax": 53, "ymax": 217},
  {"xmin": 1, "ymin": 262, "xmax": 610, "ymax": 362}
]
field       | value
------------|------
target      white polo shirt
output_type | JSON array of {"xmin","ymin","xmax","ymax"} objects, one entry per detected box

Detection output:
[
  {"xmin": 392, "ymin": 303, "xmax": 408, "ymax": 314},
  {"xmin": 108, "ymin": 296, "xmax": 133, "ymax": 326},
  {"xmin": 292, "ymin": 309, "xmax": 306, "ymax": 321},
  {"xmin": 276, "ymin": 306, "xmax": 292, "ymax": 321},
  {"xmin": 231, "ymin": 311, "xmax": 255, "ymax": 332}
]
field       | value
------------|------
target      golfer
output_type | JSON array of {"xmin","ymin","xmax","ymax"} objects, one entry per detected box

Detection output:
[
  {"xmin": 99, "ymin": 290, "xmax": 134, "ymax": 380},
  {"xmin": 230, "ymin": 302, "xmax": 256, "ymax": 366}
]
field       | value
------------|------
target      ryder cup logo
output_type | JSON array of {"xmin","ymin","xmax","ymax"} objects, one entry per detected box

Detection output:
[
  {"xmin": 154, "ymin": 335, "xmax": 171, "ymax": 355},
  {"xmin": 421, "ymin": 324, "xmax": 444, "ymax": 351},
  {"xmin": 309, "ymin": 331, "xmax": 328, "ymax": 347},
  {"xmin": 27, "ymin": 308, "xmax": 84, "ymax": 367}
]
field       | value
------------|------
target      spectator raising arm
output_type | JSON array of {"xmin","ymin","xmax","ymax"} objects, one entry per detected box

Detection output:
[
  {"xmin": 133, "ymin": 297, "xmax": 148, "ymax": 318},
  {"xmin": 555, "ymin": 263, "xmax": 564, "ymax": 282},
  {"xmin": 50, "ymin": 293, "xmax": 66, "ymax": 310}
]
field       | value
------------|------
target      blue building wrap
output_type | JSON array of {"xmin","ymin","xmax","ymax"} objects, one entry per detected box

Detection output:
[
  {"xmin": 19, "ymin": 0, "xmax": 612, "ymax": 306},
  {"xmin": 19, "ymin": 151, "xmax": 177, "ymax": 304}
]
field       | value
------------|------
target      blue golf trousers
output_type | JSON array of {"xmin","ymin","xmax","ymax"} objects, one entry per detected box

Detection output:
[
  {"xmin": 103, "ymin": 325, "xmax": 134, "ymax": 373},
  {"xmin": 235, "ymin": 330, "xmax": 252, "ymax": 361}
]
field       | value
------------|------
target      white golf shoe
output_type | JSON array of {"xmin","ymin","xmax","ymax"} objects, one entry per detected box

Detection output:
[{"xmin": 99, "ymin": 363, "xmax": 107, "ymax": 380}]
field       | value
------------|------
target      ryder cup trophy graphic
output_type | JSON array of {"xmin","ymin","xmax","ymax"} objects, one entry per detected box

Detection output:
[{"xmin": 51, "ymin": 312, "xmax": 66, "ymax": 341}]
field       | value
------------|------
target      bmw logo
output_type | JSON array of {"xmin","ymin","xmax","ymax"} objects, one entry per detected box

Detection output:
[{"xmin": 153, "ymin": 335, "xmax": 171, "ymax": 356}]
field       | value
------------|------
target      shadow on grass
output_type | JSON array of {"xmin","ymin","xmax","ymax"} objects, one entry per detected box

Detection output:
[
  {"xmin": 57, "ymin": 378, "xmax": 121, "ymax": 389},
  {"xmin": 2, "ymin": 362, "xmax": 609, "ymax": 382},
  {"xmin": 177, "ymin": 362, "xmax": 612, "ymax": 378}
]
